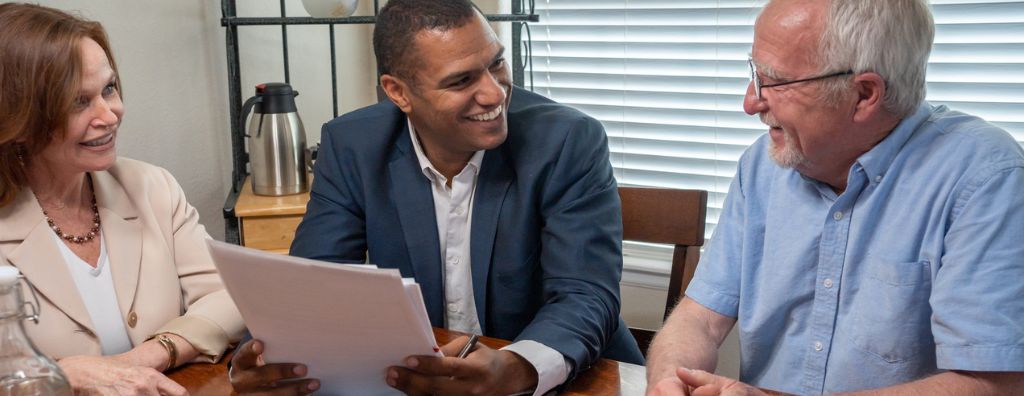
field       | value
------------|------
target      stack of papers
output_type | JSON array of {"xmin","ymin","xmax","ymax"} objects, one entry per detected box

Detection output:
[{"xmin": 207, "ymin": 240, "xmax": 441, "ymax": 395}]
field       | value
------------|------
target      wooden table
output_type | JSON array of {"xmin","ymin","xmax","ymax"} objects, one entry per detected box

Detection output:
[
  {"xmin": 167, "ymin": 328, "xmax": 644, "ymax": 395},
  {"xmin": 233, "ymin": 176, "xmax": 310, "ymax": 254}
]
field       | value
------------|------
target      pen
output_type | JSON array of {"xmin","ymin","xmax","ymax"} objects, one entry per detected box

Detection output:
[{"xmin": 456, "ymin": 334, "xmax": 479, "ymax": 359}]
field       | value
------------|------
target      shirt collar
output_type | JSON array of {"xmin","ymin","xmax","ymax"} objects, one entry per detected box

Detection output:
[
  {"xmin": 407, "ymin": 118, "xmax": 484, "ymax": 183},
  {"xmin": 855, "ymin": 102, "xmax": 935, "ymax": 184}
]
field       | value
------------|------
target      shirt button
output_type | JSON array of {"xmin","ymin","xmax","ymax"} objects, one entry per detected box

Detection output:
[
  {"xmin": 823, "ymin": 278, "xmax": 834, "ymax": 288},
  {"xmin": 833, "ymin": 211, "xmax": 844, "ymax": 221},
  {"xmin": 875, "ymin": 175, "xmax": 883, "ymax": 183},
  {"xmin": 454, "ymin": 206, "xmax": 465, "ymax": 215},
  {"xmin": 127, "ymin": 311, "xmax": 138, "ymax": 328},
  {"xmin": 449, "ymin": 256, "xmax": 460, "ymax": 265},
  {"xmin": 814, "ymin": 341, "xmax": 823, "ymax": 351},
  {"xmin": 447, "ymin": 303, "xmax": 457, "ymax": 313}
]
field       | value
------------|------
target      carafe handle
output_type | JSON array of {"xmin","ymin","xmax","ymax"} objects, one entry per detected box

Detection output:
[
  {"xmin": 17, "ymin": 275, "xmax": 40, "ymax": 324},
  {"xmin": 240, "ymin": 95, "xmax": 264, "ymax": 138}
]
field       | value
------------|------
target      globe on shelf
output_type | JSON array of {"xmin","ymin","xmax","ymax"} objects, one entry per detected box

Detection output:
[{"xmin": 301, "ymin": 0, "xmax": 359, "ymax": 18}]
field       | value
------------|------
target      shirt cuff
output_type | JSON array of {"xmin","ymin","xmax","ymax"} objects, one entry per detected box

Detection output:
[
  {"xmin": 684, "ymin": 278, "xmax": 740, "ymax": 318},
  {"xmin": 937, "ymin": 345, "xmax": 1024, "ymax": 371},
  {"xmin": 502, "ymin": 340, "xmax": 572, "ymax": 396}
]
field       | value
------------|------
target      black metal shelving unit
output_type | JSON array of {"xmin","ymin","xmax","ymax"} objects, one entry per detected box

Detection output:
[{"xmin": 220, "ymin": 0, "xmax": 538, "ymax": 244}]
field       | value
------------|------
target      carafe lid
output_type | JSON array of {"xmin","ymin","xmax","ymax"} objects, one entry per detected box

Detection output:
[
  {"xmin": 254, "ymin": 82, "xmax": 299, "ymax": 114},
  {"xmin": 0, "ymin": 267, "xmax": 19, "ymax": 287}
]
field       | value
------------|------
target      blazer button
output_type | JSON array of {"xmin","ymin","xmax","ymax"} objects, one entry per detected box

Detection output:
[{"xmin": 127, "ymin": 311, "xmax": 138, "ymax": 328}]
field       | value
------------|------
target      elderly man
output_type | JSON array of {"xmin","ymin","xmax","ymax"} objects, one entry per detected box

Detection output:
[
  {"xmin": 229, "ymin": 0, "xmax": 642, "ymax": 395},
  {"xmin": 646, "ymin": 0, "xmax": 1024, "ymax": 395}
]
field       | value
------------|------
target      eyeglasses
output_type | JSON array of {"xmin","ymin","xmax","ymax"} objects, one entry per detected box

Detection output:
[{"xmin": 748, "ymin": 58, "xmax": 853, "ymax": 101}]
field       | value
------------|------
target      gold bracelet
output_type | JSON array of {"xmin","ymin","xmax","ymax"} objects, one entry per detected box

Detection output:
[{"xmin": 155, "ymin": 334, "xmax": 178, "ymax": 372}]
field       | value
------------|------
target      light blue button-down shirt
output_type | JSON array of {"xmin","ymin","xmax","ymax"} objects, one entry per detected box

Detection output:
[{"xmin": 687, "ymin": 103, "xmax": 1024, "ymax": 395}]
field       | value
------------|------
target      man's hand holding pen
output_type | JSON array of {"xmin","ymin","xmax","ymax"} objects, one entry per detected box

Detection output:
[
  {"xmin": 456, "ymin": 334, "xmax": 480, "ymax": 359},
  {"xmin": 387, "ymin": 335, "xmax": 539, "ymax": 396}
]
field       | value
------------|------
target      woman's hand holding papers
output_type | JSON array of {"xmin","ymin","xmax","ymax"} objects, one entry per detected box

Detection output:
[
  {"xmin": 230, "ymin": 340, "xmax": 321, "ymax": 395},
  {"xmin": 386, "ymin": 335, "xmax": 539, "ymax": 396}
]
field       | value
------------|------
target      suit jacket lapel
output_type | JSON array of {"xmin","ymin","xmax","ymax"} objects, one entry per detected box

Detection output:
[
  {"xmin": 0, "ymin": 188, "xmax": 94, "ymax": 332},
  {"xmin": 471, "ymin": 146, "xmax": 513, "ymax": 331},
  {"xmin": 388, "ymin": 126, "xmax": 445, "ymax": 326},
  {"xmin": 91, "ymin": 171, "xmax": 141, "ymax": 317}
]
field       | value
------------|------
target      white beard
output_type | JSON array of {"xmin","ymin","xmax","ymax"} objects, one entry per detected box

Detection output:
[
  {"xmin": 761, "ymin": 112, "xmax": 808, "ymax": 169},
  {"xmin": 768, "ymin": 129, "xmax": 808, "ymax": 169}
]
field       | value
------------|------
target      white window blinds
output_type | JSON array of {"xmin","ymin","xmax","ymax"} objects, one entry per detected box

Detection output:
[{"xmin": 526, "ymin": 0, "xmax": 1024, "ymax": 267}]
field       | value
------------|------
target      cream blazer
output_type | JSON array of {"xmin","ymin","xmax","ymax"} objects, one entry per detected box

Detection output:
[{"xmin": 0, "ymin": 158, "xmax": 245, "ymax": 362}]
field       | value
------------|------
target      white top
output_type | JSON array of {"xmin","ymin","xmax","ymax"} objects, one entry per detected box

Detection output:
[
  {"xmin": 409, "ymin": 121, "xmax": 570, "ymax": 396},
  {"xmin": 54, "ymin": 232, "xmax": 133, "ymax": 355}
]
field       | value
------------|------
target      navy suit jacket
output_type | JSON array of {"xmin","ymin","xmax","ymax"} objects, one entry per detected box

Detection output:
[{"xmin": 291, "ymin": 88, "xmax": 644, "ymax": 374}]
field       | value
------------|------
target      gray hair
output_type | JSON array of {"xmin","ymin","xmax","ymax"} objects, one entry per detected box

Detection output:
[{"xmin": 817, "ymin": 0, "xmax": 935, "ymax": 118}]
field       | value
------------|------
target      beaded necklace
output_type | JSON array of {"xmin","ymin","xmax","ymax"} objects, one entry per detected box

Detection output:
[{"xmin": 43, "ymin": 196, "xmax": 101, "ymax": 244}]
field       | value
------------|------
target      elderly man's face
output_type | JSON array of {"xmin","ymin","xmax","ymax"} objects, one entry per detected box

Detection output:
[
  {"xmin": 397, "ymin": 12, "xmax": 512, "ymax": 164},
  {"xmin": 742, "ymin": 0, "xmax": 856, "ymax": 176}
]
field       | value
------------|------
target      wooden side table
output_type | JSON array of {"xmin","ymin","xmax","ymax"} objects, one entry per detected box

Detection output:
[{"xmin": 232, "ymin": 176, "xmax": 310, "ymax": 254}]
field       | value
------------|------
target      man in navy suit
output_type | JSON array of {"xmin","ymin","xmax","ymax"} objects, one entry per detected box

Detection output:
[{"xmin": 229, "ymin": 0, "xmax": 642, "ymax": 394}]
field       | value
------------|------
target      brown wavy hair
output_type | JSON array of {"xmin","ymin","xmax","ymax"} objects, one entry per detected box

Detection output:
[{"xmin": 0, "ymin": 3, "xmax": 121, "ymax": 207}]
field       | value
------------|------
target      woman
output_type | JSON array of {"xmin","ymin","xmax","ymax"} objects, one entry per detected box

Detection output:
[{"xmin": 0, "ymin": 3, "xmax": 245, "ymax": 395}]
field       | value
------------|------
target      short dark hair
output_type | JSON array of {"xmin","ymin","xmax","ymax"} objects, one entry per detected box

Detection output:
[{"xmin": 373, "ymin": 0, "xmax": 480, "ymax": 79}]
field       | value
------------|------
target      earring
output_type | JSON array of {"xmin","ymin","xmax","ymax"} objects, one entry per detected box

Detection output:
[{"xmin": 15, "ymin": 145, "xmax": 26, "ymax": 166}]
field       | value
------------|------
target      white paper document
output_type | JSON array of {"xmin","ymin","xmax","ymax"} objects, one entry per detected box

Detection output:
[{"xmin": 206, "ymin": 240, "xmax": 441, "ymax": 396}]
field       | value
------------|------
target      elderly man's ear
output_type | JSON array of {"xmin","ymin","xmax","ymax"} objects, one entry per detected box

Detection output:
[{"xmin": 851, "ymin": 72, "xmax": 887, "ymax": 123}]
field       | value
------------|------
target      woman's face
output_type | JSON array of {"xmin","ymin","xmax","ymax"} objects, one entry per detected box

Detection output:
[{"xmin": 35, "ymin": 37, "xmax": 123, "ymax": 177}]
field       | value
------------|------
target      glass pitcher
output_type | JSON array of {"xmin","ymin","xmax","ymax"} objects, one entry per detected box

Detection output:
[{"xmin": 0, "ymin": 267, "xmax": 71, "ymax": 395}]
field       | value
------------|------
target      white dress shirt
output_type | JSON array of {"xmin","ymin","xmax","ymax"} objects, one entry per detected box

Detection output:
[
  {"xmin": 55, "ymin": 233, "xmax": 133, "ymax": 355},
  {"xmin": 409, "ymin": 121, "xmax": 570, "ymax": 395}
]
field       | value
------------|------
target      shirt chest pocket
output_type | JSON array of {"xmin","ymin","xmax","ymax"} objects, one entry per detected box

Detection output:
[{"xmin": 844, "ymin": 257, "xmax": 935, "ymax": 363}]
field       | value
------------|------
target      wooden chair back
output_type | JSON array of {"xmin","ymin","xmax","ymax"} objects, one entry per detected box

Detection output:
[{"xmin": 619, "ymin": 187, "xmax": 707, "ymax": 356}]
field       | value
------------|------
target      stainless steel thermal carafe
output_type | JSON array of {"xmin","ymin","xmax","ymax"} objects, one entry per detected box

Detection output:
[{"xmin": 240, "ymin": 83, "xmax": 308, "ymax": 196}]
